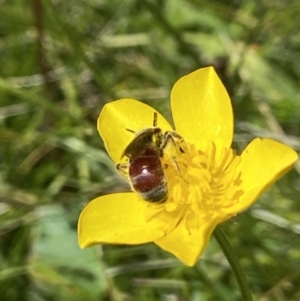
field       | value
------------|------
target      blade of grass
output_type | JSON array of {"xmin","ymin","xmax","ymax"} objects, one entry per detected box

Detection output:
[
  {"xmin": 214, "ymin": 226, "xmax": 253, "ymax": 301},
  {"xmin": 43, "ymin": 0, "xmax": 116, "ymax": 99}
]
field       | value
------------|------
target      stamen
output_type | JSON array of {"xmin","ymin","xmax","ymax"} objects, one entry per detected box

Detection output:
[{"xmin": 145, "ymin": 139, "xmax": 244, "ymax": 234}]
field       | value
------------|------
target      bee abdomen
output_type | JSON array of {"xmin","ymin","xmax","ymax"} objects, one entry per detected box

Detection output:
[{"xmin": 129, "ymin": 149, "xmax": 168, "ymax": 203}]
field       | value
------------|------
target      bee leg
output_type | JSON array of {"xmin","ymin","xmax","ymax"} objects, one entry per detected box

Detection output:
[
  {"xmin": 161, "ymin": 131, "xmax": 187, "ymax": 176},
  {"xmin": 162, "ymin": 131, "xmax": 187, "ymax": 155},
  {"xmin": 116, "ymin": 162, "xmax": 130, "ymax": 180}
]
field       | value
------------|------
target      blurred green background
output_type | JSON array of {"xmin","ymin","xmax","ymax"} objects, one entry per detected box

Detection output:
[{"xmin": 1, "ymin": 0, "xmax": 300, "ymax": 300}]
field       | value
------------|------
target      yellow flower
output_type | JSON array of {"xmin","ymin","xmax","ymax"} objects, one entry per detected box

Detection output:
[{"xmin": 78, "ymin": 67, "xmax": 298, "ymax": 266}]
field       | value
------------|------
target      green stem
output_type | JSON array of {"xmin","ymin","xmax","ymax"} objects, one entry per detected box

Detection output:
[{"xmin": 213, "ymin": 226, "xmax": 253, "ymax": 301}]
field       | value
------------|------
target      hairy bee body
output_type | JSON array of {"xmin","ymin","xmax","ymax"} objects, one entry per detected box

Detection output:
[{"xmin": 116, "ymin": 113, "xmax": 185, "ymax": 203}]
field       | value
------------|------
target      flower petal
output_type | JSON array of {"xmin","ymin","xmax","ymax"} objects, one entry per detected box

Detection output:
[
  {"xmin": 226, "ymin": 138, "xmax": 298, "ymax": 214},
  {"xmin": 98, "ymin": 99, "xmax": 173, "ymax": 162},
  {"xmin": 170, "ymin": 67, "xmax": 233, "ymax": 152},
  {"xmin": 78, "ymin": 193, "xmax": 165, "ymax": 248},
  {"xmin": 155, "ymin": 217, "xmax": 219, "ymax": 266}
]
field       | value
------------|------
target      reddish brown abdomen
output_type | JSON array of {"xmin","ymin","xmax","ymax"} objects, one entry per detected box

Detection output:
[{"xmin": 129, "ymin": 149, "xmax": 167, "ymax": 203}]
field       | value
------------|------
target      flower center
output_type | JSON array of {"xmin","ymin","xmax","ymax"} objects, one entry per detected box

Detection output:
[{"xmin": 145, "ymin": 141, "xmax": 244, "ymax": 234}]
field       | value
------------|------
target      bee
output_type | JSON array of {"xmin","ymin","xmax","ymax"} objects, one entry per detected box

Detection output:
[{"xmin": 116, "ymin": 112, "xmax": 185, "ymax": 203}]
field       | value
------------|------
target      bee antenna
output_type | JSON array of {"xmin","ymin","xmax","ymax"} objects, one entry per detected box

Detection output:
[
  {"xmin": 153, "ymin": 112, "xmax": 158, "ymax": 127},
  {"xmin": 126, "ymin": 128, "xmax": 136, "ymax": 134}
]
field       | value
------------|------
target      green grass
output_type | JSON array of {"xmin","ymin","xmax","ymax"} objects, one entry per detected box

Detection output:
[{"xmin": 1, "ymin": 0, "xmax": 300, "ymax": 300}]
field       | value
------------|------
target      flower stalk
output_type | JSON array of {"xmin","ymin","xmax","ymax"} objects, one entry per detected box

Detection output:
[{"xmin": 214, "ymin": 226, "xmax": 253, "ymax": 301}]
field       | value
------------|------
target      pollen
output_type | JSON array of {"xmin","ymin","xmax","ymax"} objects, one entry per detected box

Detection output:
[{"xmin": 149, "ymin": 141, "xmax": 244, "ymax": 234}]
